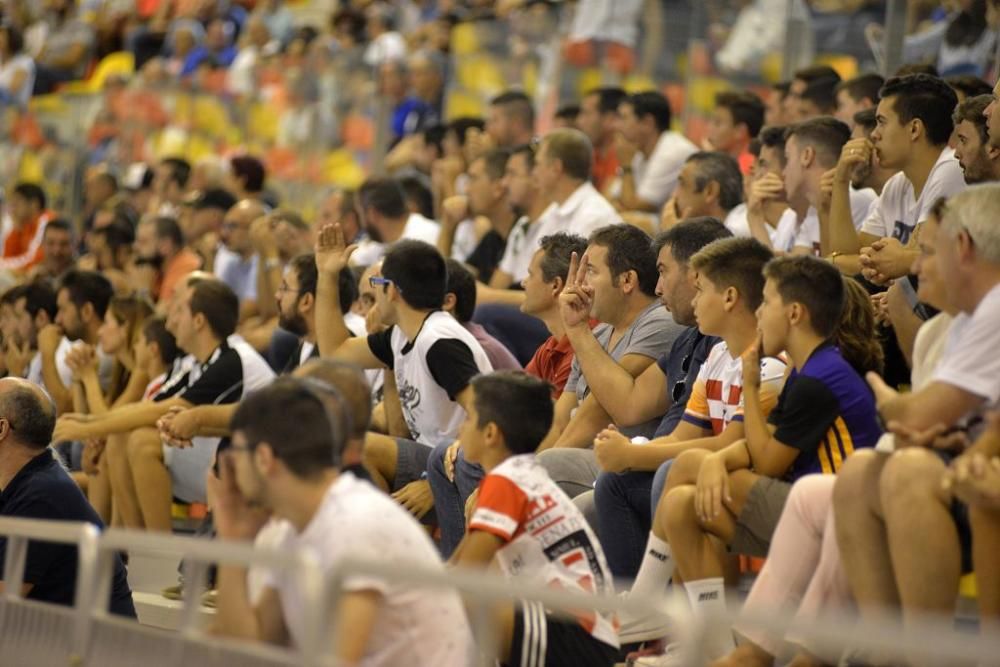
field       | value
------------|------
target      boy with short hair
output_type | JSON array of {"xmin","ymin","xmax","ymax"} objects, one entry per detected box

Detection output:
[
  {"xmin": 639, "ymin": 257, "xmax": 882, "ymax": 665},
  {"xmin": 451, "ymin": 371, "xmax": 619, "ymax": 667}
]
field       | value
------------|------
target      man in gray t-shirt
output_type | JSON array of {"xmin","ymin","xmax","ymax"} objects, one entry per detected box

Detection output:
[{"xmin": 538, "ymin": 225, "xmax": 683, "ymax": 498}]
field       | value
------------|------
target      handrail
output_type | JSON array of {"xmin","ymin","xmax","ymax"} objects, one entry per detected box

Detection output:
[{"xmin": 3, "ymin": 517, "xmax": 1000, "ymax": 666}]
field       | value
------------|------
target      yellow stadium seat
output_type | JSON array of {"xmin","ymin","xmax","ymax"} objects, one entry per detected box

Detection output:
[
  {"xmin": 522, "ymin": 62, "xmax": 538, "ymax": 97},
  {"xmin": 687, "ymin": 77, "xmax": 731, "ymax": 113},
  {"xmin": 575, "ymin": 68, "xmax": 603, "ymax": 99},
  {"xmin": 324, "ymin": 149, "xmax": 365, "ymax": 189},
  {"xmin": 760, "ymin": 52, "xmax": 784, "ymax": 84},
  {"xmin": 456, "ymin": 57, "xmax": 505, "ymax": 96},
  {"xmin": 17, "ymin": 152, "xmax": 43, "ymax": 183},
  {"xmin": 816, "ymin": 54, "xmax": 859, "ymax": 81},
  {"xmin": 444, "ymin": 90, "xmax": 485, "ymax": 120},
  {"xmin": 59, "ymin": 51, "xmax": 135, "ymax": 94},
  {"xmin": 247, "ymin": 102, "xmax": 280, "ymax": 144},
  {"xmin": 450, "ymin": 23, "xmax": 480, "ymax": 57},
  {"xmin": 624, "ymin": 75, "xmax": 657, "ymax": 94}
]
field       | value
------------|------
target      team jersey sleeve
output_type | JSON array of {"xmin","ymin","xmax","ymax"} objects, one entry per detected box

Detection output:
[
  {"xmin": 860, "ymin": 192, "xmax": 888, "ymax": 238},
  {"xmin": 426, "ymin": 338, "xmax": 482, "ymax": 400},
  {"xmin": 769, "ymin": 375, "xmax": 841, "ymax": 453},
  {"xmin": 734, "ymin": 356, "xmax": 787, "ymax": 420},
  {"xmin": 366, "ymin": 327, "xmax": 395, "ymax": 369},
  {"xmin": 469, "ymin": 474, "xmax": 529, "ymax": 542},
  {"xmin": 681, "ymin": 363, "xmax": 713, "ymax": 430}
]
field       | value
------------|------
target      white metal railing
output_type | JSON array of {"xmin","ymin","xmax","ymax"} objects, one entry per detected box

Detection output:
[{"xmin": 2, "ymin": 517, "xmax": 999, "ymax": 666}]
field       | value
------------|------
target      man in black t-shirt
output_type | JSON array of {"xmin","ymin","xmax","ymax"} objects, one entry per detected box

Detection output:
[{"xmin": 0, "ymin": 377, "xmax": 135, "ymax": 617}]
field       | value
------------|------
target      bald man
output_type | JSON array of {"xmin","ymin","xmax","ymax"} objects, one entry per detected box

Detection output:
[
  {"xmin": 214, "ymin": 199, "xmax": 268, "ymax": 310},
  {"xmin": 0, "ymin": 378, "xmax": 135, "ymax": 616}
]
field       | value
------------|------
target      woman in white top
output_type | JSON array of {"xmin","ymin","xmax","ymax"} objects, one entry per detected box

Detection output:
[{"xmin": 0, "ymin": 25, "xmax": 35, "ymax": 108}]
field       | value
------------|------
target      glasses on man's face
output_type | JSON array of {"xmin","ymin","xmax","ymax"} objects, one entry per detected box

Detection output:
[
  {"xmin": 276, "ymin": 282, "xmax": 296, "ymax": 296},
  {"xmin": 671, "ymin": 352, "xmax": 693, "ymax": 403},
  {"xmin": 368, "ymin": 276, "xmax": 395, "ymax": 292}
]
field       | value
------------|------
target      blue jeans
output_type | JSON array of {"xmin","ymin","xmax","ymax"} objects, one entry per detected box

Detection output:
[
  {"xmin": 594, "ymin": 460, "xmax": 676, "ymax": 580},
  {"xmin": 427, "ymin": 441, "xmax": 484, "ymax": 558}
]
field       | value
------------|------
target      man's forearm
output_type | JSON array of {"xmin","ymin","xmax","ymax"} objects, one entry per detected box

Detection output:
[
  {"xmin": 828, "ymin": 179, "xmax": 862, "ymax": 254},
  {"xmin": 255, "ymin": 259, "xmax": 281, "ymax": 320},
  {"xmin": 553, "ymin": 395, "xmax": 612, "ymax": 448},
  {"xmin": 41, "ymin": 351, "xmax": 72, "ymax": 413},
  {"xmin": 213, "ymin": 565, "xmax": 262, "ymax": 640},
  {"xmin": 437, "ymin": 222, "xmax": 458, "ymax": 259},
  {"xmin": 87, "ymin": 400, "xmax": 178, "ymax": 437},
  {"xmin": 189, "ymin": 403, "xmax": 238, "ymax": 437},
  {"xmin": 315, "ymin": 273, "xmax": 352, "ymax": 356},
  {"xmin": 565, "ymin": 324, "xmax": 646, "ymax": 426},
  {"xmin": 742, "ymin": 389, "xmax": 771, "ymax": 460}
]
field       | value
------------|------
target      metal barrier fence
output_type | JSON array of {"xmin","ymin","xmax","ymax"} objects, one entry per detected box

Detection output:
[{"xmin": 2, "ymin": 516, "xmax": 1000, "ymax": 667}]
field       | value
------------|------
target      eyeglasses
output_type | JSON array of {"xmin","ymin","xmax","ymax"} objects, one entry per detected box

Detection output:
[
  {"xmin": 368, "ymin": 276, "xmax": 397, "ymax": 293},
  {"xmin": 276, "ymin": 283, "xmax": 296, "ymax": 295},
  {"xmin": 670, "ymin": 352, "xmax": 693, "ymax": 403}
]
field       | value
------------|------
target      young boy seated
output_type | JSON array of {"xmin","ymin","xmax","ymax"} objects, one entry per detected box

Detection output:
[
  {"xmin": 450, "ymin": 371, "xmax": 620, "ymax": 667},
  {"xmin": 638, "ymin": 256, "xmax": 884, "ymax": 665}
]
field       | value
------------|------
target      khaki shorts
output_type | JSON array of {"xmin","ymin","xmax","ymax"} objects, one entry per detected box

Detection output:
[{"xmin": 730, "ymin": 477, "xmax": 792, "ymax": 557}]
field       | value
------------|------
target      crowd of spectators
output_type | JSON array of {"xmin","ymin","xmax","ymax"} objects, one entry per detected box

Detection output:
[{"xmin": 0, "ymin": 2, "xmax": 998, "ymax": 667}]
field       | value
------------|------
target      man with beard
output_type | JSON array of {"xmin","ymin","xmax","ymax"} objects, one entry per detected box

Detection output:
[
  {"xmin": 133, "ymin": 216, "xmax": 202, "ymax": 306},
  {"xmin": 952, "ymin": 94, "xmax": 1000, "ymax": 184},
  {"xmin": 275, "ymin": 254, "xmax": 360, "ymax": 374},
  {"xmin": 37, "ymin": 270, "xmax": 113, "ymax": 413}
]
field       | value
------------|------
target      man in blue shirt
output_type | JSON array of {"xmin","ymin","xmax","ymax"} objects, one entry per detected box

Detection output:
[{"xmin": 0, "ymin": 377, "xmax": 135, "ymax": 617}]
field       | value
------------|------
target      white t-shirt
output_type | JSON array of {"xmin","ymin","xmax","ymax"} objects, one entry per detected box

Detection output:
[
  {"xmin": 349, "ymin": 214, "xmax": 441, "ymax": 267},
  {"xmin": 498, "ymin": 215, "xmax": 542, "ymax": 283},
  {"xmin": 933, "ymin": 283, "xmax": 1000, "ymax": 413},
  {"xmin": 366, "ymin": 311, "xmax": 493, "ymax": 447},
  {"xmin": 0, "ymin": 54, "xmax": 35, "ymax": 107},
  {"xmin": 792, "ymin": 186, "xmax": 878, "ymax": 254},
  {"xmin": 534, "ymin": 181, "xmax": 621, "ymax": 241},
  {"xmin": 727, "ymin": 203, "xmax": 796, "ymax": 248},
  {"xmin": 258, "ymin": 473, "xmax": 472, "ymax": 666},
  {"xmin": 27, "ymin": 337, "xmax": 114, "ymax": 394},
  {"xmin": 363, "ymin": 31, "xmax": 407, "ymax": 67},
  {"xmin": 632, "ymin": 131, "xmax": 699, "ymax": 208},
  {"xmin": 860, "ymin": 147, "xmax": 966, "ymax": 243},
  {"xmin": 470, "ymin": 454, "xmax": 619, "ymax": 649}
]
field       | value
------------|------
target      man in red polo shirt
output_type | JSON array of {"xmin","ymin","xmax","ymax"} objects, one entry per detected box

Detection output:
[{"xmin": 1, "ymin": 183, "xmax": 52, "ymax": 273}]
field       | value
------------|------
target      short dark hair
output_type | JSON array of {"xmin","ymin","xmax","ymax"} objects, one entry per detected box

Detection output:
[
  {"xmin": 853, "ymin": 109, "xmax": 877, "ymax": 135},
  {"xmin": 785, "ymin": 117, "xmax": 852, "ymax": 168},
  {"xmin": 479, "ymin": 148, "xmax": 511, "ymax": 181},
  {"xmin": 92, "ymin": 220, "xmax": 135, "ymax": 255},
  {"xmin": 509, "ymin": 143, "xmax": 536, "ymax": 169},
  {"xmin": 445, "ymin": 259, "xmax": 477, "ymax": 323},
  {"xmin": 12, "ymin": 182, "xmax": 46, "ymax": 210},
  {"xmin": 0, "ymin": 285, "xmax": 24, "ymax": 307},
  {"xmin": 471, "ymin": 371, "xmax": 554, "ymax": 455},
  {"xmin": 836, "ymin": 73, "xmax": 885, "ymax": 105},
  {"xmin": 764, "ymin": 255, "xmax": 845, "ymax": 338},
  {"xmin": 946, "ymin": 74, "xmax": 994, "ymax": 100},
  {"xmin": 188, "ymin": 279, "xmax": 239, "ymax": 340},
  {"xmin": 43, "ymin": 218, "xmax": 73, "ymax": 237},
  {"xmin": 491, "ymin": 90, "xmax": 535, "ymax": 131},
  {"xmin": 1, "ymin": 24, "xmax": 25, "ymax": 55},
  {"xmin": 894, "ymin": 63, "xmax": 939, "ymax": 77},
  {"xmin": 538, "ymin": 233, "xmax": 588, "ymax": 283},
  {"xmin": 381, "ymin": 240, "xmax": 447, "ymax": 311},
  {"xmin": 716, "ymin": 90, "xmax": 765, "ymax": 138},
  {"xmin": 193, "ymin": 187, "xmax": 238, "ymax": 212},
  {"xmin": 653, "ymin": 217, "xmax": 733, "ymax": 265},
  {"xmin": 59, "ymin": 270, "xmax": 113, "ymax": 319},
  {"xmin": 690, "ymin": 237, "xmax": 773, "ymax": 312},
  {"xmin": 422, "ymin": 123, "xmax": 447, "ymax": 154},
  {"xmin": 161, "ymin": 157, "xmax": 191, "ymax": 189},
  {"xmin": 800, "ymin": 79, "xmax": 839, "ymax": 114},
  {"xmin": 555, "ymin": 103, "xmax": 580, "ymax": 123},
  {"xmin": 626, "ymin": 91, "xmax": 672, "ymax": 133},
  {"xmin": 399, "ymin": 175, "xmax": 434, "ymax": 219},
  {"xmin": 586, "ymin": 87, "xmax": 628, "ymax": 115},
  {"xmin": 230, "ymin": 155, "xmax": 266, "ymax": 193},
  {"xmin": 142, "ymin": 315, "xmax": 180, "ymax": 366},
  {"xmin": 588, "ymin": 225, "xmax": 658, "ymax": 296},
  {"xmin": 152, "ymin": 215, "xmax": 184, "ymax": 248},
  {"xmin": 879, "ymin": 74, "xmax": 958, "ymax": 146},
  {"xmin": 0, "ymin": 384, "xmax": 55, "ymax": 449},
  {"xmin": 288, "ymin": 255, "xmax": 354, "ymax": 315},
  {"xmin": 952, "ymin": 94, "xmax": 992, "ymax": 145},
  {"xmin": 446, "ymin": 117, "xmax": 486, "ymax": 147},
  {"xmin": 18, "ymin": 281, "xmax": 57, "ymax": 321},
  {"xmin": 686, "ymin": 152, "xmax": 744, "ymax": 211},
  {"xmin": 542, "ymin": 128, "xmax": 593, "ymax": 181},
  {"xmin": 359, "ymin": 178, "xmax": 408, "ymax": 219},
  {"xmin": 231, "ymin": 378, "xmax": 345, "ymax": 477},
  {"xmin": 294, "ymin": 359, "xmax": 372, "ymax": 440},
  {"xmin": 794, "ymin": 64, "xmax": 842, "ymax": 87},
  {"xmin": 758, "ymin": 126, "xmax": 789, "ymax": 168}
]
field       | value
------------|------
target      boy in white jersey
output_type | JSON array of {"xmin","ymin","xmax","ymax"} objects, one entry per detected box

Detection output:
[{"xmin": 452, "ymin": 371, "xmax": 620, "ymax": 667}]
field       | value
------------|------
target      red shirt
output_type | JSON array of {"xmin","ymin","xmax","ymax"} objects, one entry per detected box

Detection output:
[
  {"xmin": 592, "ymin": 145, "xmax": 619, "ymax": 193},
  {"xmin": 525, "ymin": 335, "xmax": 575, "ymax": 398}
]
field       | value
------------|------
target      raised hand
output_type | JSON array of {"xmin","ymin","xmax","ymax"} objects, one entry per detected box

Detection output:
[
  {"xmin": 249, "ymin": 215, "xmax": 276, "ymax": 255},
  {"xmin": 314, "ymin": 223, "xmax": 358, "ymax": 276},
  {"xmin": 37, "ymin": 324, "xmax": 63, "ymax": 356},
  {"xmin": 835, "ymin": 138, "xmax": 874, "ymax": 183},
  {"xmin": 748, "ymin": 173, "xmax": 786, "ymax": 216},
  {"xmin": 558, "ymin": 251, "xmax": 594, "ymax": 329}
]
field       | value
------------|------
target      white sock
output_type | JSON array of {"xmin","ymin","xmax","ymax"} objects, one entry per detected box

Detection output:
[
  {"xmin": 628, "ymin": 533, "xmax": 673, "ymax": 597},
  {"xmin": 684, "ymin": 577, "xmax": 735, "ymax": 659}
]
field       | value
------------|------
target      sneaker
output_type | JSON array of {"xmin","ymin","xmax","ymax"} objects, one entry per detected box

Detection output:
[
  {"xmin": 160, "ymin": 583, "xmax": 183, "ymax": 601},
  {"xmin": 200, "ymin": 589, "xmax": 217, "ymax": 609},
  {"xmin": 632, "ymin": 642, "xmax": 688, "ymax": 666}
]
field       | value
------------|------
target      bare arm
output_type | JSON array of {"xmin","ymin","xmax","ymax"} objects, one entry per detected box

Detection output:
[
  {"xmin": 53, "ymin": 397, "xmax": 189, "ymax": 441},
  {"xmin": 828, "ymin": 139, "xmax": 873, "ymax": 255},
  {"xmin": 332, "ymin": 590, "xmax": 383, "ymax": 665},
  {"xmin": 381, "ymin": 372, "xmax": 412, "ymax": 439},
  {"xmin": 213, "ymin": 572, "xmax": 289, "ymax": 645}
]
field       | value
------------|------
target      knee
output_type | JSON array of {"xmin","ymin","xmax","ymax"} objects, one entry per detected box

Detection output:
[
  {"xmin": 426, "ymin": 441, "xmax": 449, "ymax": 480},
  {"xmin": 665, "ymin": 449, "xmax": 709, "ymax": 490},
  {"xmin": 661, "ymin": 484, "xmax": 698, "ymax": 532},
  {"xmin": 879, "ymin": 448, "xmax": 946, "ymax": 509},
  {"xmin": 833, "ymin": 449, "xmax": 882, "ymax": 506},
  {"xmin": 125, "ymin": 428, "xmax": 160, "ymax": 464},
  {"xmin": 594, "ymin": 471, "xmax": 620, "ymax": 505},
  {"xmin": 786, "ymin": 474, "xmax": 836, "ymax": 525},
  {"xmin": 362, "ymin": 433, "xmax": 395, "ymax": 468}
]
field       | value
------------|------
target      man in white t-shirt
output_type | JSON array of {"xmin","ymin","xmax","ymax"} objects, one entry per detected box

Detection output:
[
  {"xmin": 835, "ymin": 184, "xmax": 1000, "ymax": 660},
  {"xmin": 349, "ymin": 177, "xmax": 440, "ymax": 267},
  {"xmin": 214, "ymin": 378, "xmax": 472, "ymax": 667},
  {"xmin": 533, "ymin": 129, "xmax": 622, "ymax": 241},
  {"xmin": 314, "ymin": 227, "xmax": 492, "ymax": 506},
  {"xmin": 825, "ymin": 74, "xmax": 966, "ymax": 285},
  {"xmin": 612, "ymin": 91, "xmax": 698, "ymax": 213}
]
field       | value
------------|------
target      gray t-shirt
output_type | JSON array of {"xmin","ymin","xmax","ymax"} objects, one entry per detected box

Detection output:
[{"xmin": 566, "ymin": 300, "xmax": 683, "ymax": 439}]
